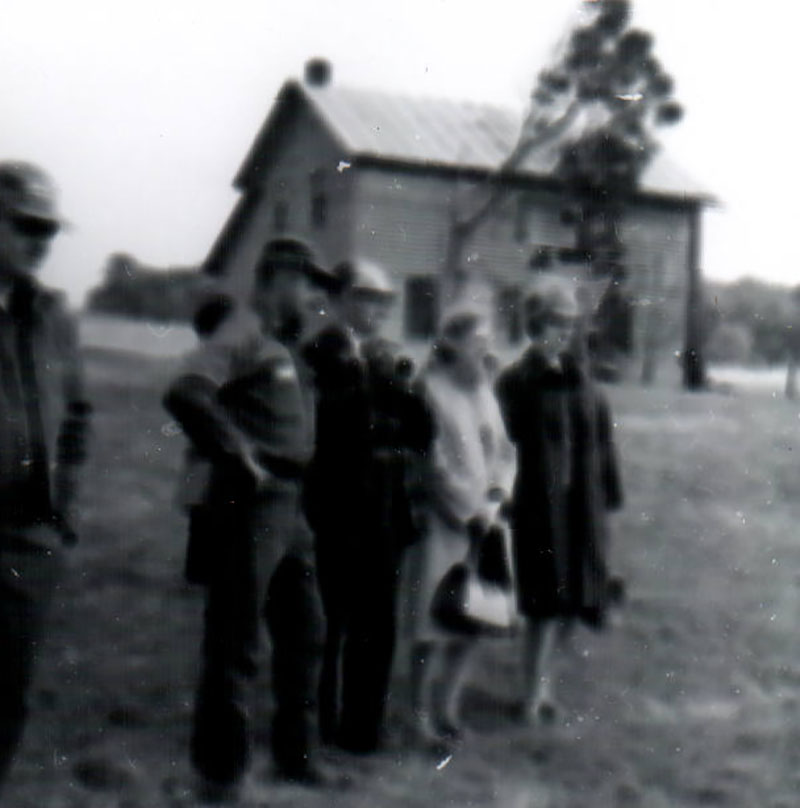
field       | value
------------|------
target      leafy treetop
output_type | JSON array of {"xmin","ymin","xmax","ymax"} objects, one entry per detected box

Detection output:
[{"xmin": 519, "ymin": 0, "xmax": 683, "ymax": 193}]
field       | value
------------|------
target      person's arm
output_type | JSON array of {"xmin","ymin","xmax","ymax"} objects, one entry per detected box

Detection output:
[
  {"xmin": 424, "ymin": 383, "xmax": 483, "ymax": 529},
  {"xmin": 164, "ymin": 373, "xmax": 268, "ymax": 484},
  {"xmin": 399, "ymin": 376, "xmax": 435, "ymax": 455},
  {"xmin": 597, "ymin": 393, "xmax": 623, "ymax": 511},
  {"xmin": 495, "ymin": 368, "xmax": 523, "ymax": 444},
  {"xmin": 165, "ymin": 323, "xmax": 276, "ymax": 490},
  {"xmin": 52, "ymin": 306, "xmax": 92, "ymax": 544},
  {"xmin": 484, "ymin": 383, "xmax": 517, "ymax": 504}
]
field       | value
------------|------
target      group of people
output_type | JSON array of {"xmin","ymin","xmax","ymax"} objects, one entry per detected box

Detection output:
[
  {"xmin": 165, "ymin": 234, "xmax": 625, "ymax": 801},
  {"xmin": 165, "ymin": 242, "xmax": 437, "ymax": 800},
  {"xmin": 0, "ymin": 159, "xmax": 624, "ymax": 805}
]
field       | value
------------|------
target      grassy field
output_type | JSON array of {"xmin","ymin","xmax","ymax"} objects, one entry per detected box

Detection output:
[{"xmin": 3, "ymin": 348, "xmax": 800, "ymax": 807}]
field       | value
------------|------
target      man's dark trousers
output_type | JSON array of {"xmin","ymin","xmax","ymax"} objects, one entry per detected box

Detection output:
[
  {"xmin": 315, "ymin": 456, "xmax": 410, "ymax": 753},
  {"xmin": 0, "ymin": 524, "xmax": 63, "ymax": 794},
  {"xmin": 190, "ymin": 488, "xmax": 324, "ymax": 787}
]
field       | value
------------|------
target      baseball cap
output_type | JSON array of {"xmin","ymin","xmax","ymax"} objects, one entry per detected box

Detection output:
[
  {"xmin": 0, "ymin": 161, "xmax": 62, "ymax": 225},
  {"xmin": 256, "ymin": 238, "xmax": 337, "ymax": 291},
  {"xmin": 334, "ymin": 258, "xmax": 395, "ymax": 298}
]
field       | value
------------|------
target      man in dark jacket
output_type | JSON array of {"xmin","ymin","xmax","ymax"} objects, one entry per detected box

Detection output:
[
  {"xmin": 0, "ymin": 162, "xmax": 90, "ymax": 795},
  {"xmin": 164, "ymin": 239, "xmax": 334, "ymax": 800},
  {"xmin": 303, "ymin": 259, "xmax": 433, "ymax": 754}
]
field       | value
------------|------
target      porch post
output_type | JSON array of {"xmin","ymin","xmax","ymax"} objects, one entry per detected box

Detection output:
[{"xmin": 682, "ymin": 204, "xmax": 706, "ymax": 390}]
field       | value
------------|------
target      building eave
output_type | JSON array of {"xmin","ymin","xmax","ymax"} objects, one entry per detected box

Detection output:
[{"xmin": 350, "ymin": 153, "xmax": 712, "ymax": 210}]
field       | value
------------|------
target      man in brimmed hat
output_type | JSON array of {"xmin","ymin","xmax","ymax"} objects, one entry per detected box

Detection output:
[
  {"xmin": 0, "ymin": 162, "xmax": 63, "ymax": 281},
  {"xmin": 164, "ymin": 238, "xmax": 338, "ymax": 799},
  {"xmin": 303, "ymin": 258, "xmax": 433, "ymax": 754},
  {"xmin": 0, "ymin": 161, "xmax": 90, "ymax": 794}
]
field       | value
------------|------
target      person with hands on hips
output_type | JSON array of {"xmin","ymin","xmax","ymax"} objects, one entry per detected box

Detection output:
[{"xmin": 164, "ymin": 239, "xmax": 337, "ymax": 800}]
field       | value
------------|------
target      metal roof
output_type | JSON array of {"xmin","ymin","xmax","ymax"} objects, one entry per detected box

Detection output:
[
  {"xmin": 301, "ymin": 82, "xmax": 712, "ymax": 203},
  {"xmin": 235, "ymin": 79, "xmax": 711, "ymax": 204}
]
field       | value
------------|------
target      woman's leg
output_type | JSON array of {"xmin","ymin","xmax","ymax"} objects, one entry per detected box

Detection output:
[
  {"xmin": 409, "ymin": 639, "xmax": 440, "ymax": 742},
  {"xmin": 521, "ymin": 617, "xmax": 559, "ymax": 723},
  {"xmin": 557, "ymin": 616, "xmax": 578, "ymax": 652},
  {"xmin": 436, "ymin": 639, "xmax": 477, "ymax": 737}
]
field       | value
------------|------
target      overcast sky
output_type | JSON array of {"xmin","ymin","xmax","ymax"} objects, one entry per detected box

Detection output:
[{"xmin": 1, "ymin": 0, "xmax": 796, "ymax": 303}]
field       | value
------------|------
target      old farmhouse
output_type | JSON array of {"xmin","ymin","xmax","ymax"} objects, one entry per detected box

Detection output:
[{"xmin": 204, "ymin": 63, "xmax": 712, "ymax": 381}]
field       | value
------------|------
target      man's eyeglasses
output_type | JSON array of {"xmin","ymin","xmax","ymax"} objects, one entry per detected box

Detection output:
[{"xmin": 9, "ymin": 214, "xmax": 60, "ymax": 240}]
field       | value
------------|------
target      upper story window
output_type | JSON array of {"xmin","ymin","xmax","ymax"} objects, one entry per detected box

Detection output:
[
  {"xmin": 310, "ymin": 169, "xmax": 328, "ymax": 229},
  {"xmin": 404, "ymin": 275, "xmax": 439, "ymax": 340},
  {"xmin": 274, "ymin": 200, "xmax": 289, "ymax": 232},
  {"xmin": 496, "ymin": 285, "xmax": 523, "ymax": 344}
]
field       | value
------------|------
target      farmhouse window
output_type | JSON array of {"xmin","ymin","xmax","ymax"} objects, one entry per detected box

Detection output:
[
  {"xmin": 310, "ymin": 169, "xmax": 328, "ymax": 229},
  {"xmin": 496, "ymin": 285, "xmax": 523, "ymax": 344},
  {"xmin": 404, "ymin": 276, "xmax": 439, "ymax": 340},
  {"xmin": 274, "ymin": 201, "xmax": 289, "ymax": 232},
  {"xmin": 515, "ymin": 197, "xmax": 529, "ymax": 242}
]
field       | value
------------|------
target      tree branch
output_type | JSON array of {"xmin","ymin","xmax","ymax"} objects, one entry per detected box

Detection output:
[{"xmin": 454, "ymin": 97, "xmax": 582, "ymax": 239}]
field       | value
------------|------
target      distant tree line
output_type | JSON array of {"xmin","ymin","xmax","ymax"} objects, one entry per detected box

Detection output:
[
  {"xmin": 704, "ymin": 278, "xmax": 800, "ymax": 365},
  {"xmin": 86, "ymin": 253, "xmax": 208, "ymax": 323},
  {"xmin": 86, "ymin": 255, "xmax": 797, "ymax": 368}
]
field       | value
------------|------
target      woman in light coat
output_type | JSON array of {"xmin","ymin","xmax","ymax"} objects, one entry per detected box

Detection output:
[{"xmin": 404, "ymin": 306, "xmax": 515, "ymax": 746}]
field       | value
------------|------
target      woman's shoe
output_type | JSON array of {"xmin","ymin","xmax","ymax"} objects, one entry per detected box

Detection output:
[
  {"xmin": 413, "ymin": 709, "xmax": 444, "ymax": 745},
  {"xmin": 434, "ymin": 713, "xmax": 464, "ymax": 743},
  {"xmin": 519, "ymin": 694, "xmax": 560, "ymax": 727}
]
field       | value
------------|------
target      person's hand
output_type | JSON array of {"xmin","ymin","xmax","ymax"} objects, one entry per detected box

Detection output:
[
  {"xmin": 466, "ymin": 510, "xmax": 491, "ymax": 540},
  {"xmin": 51, "ymin": 509, "xmax": 79, "ymax": 547},
  {"xmin": 239, "ymin": 446, "xmax": 271, "ymax": 490}
]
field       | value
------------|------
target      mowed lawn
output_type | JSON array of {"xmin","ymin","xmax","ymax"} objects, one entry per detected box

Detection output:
[{"xmin": 4, "ymin": 347, "xmax": 800, "ymax": 807}]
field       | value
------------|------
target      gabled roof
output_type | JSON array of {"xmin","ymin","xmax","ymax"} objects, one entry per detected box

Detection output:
[{"xmin": 236, "ymin": 80, "xmax": 712, "ymax": 204}]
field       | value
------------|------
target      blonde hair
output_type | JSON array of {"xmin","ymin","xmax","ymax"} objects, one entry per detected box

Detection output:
[{"xmin": 522, "ymin": 275, "xmax": 580, "ymax": 320}]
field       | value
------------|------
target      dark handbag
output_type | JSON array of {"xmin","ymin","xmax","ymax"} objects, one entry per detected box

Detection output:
[
  {"xmin": 431, "ymin": 521, "xmax": 518, "ymax": 636},
  {"xmin": 476, "ymin": 524, "xmax": 512, "ymax": 587}
]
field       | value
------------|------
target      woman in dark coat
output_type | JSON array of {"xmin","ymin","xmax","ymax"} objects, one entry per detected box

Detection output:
[{"xmin": 495, "ymin": 276, "xmax": 623, "ymax": 724}]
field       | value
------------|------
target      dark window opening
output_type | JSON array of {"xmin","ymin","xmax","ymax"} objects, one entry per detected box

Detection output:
[
  {"xmin": 310, "ymin": 169, "xmax": 328, "ymax": 229},
  {"xmin": 274, "ymin": 201, "xmax": 289, "ymax": 232},
  {"xmin": 404, "ymin": 276, "xmax": 439, "ymax": 340},
  {"xmin": 311, "ymin": 194, "xmax": 327, "ymax": 228},
  {"xmin": 496, "ymin": 286, "xmax": 523, "ymax": 344},
  {"xmin": 529, "ymin": 246, "xmax": 553, "ymax": 271},
  {"xmin": 515, "ymin": 196, "xmax": 529, "ymax": 242}
]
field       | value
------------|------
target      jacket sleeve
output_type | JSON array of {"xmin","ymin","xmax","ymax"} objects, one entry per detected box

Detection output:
[
  {"xmin": 52, "ymin": 304, "xmax": 92, "ymax": 515},
  {"xmin": 425, "ymin": 383, "xmax": 482, "ymax": 527},
  {"xmin": 163, "ymin": 372, "xmax": 253, "ymax": 466},
  {"xmin": 486, "ymin": 389, "xmax": 517, "ymax": 500},
  {"xmin": 495, "ymin": 368, "xmax": 523, "ymax": 445},
  {"xmin": 597, "ymin": 393, "xmax": 623, "ymax": 511},
  {"xmin": 430, "ymin": 441, "xmax": 477, "ymax": 528},
  {"xmin": 393, "ymin": 372, "xmax": 435, "ymax": 456}
]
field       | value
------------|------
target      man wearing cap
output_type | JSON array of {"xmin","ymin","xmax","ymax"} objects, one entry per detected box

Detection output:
[
  {"xmin": 164, "ymin": 239, "xmax": 335, "ymax": 800},
  {"xmin": 0, "ymin": 162, "xmax": 90, "ymax": 794},
  {"xmin": 303, "ymin": 259, "xmax": 433, "ymax": 753}
]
